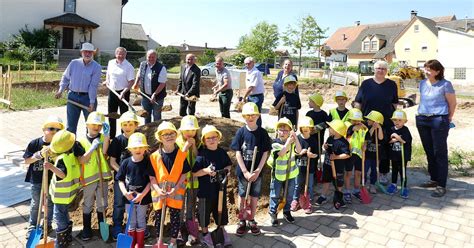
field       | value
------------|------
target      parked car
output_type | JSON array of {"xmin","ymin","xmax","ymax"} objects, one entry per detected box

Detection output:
[
  {"xmin": 241, "ymin": 63, "xmax": 274, "ymax": 75},
  {"xmin": 201, "ymin": 62, "xmax": 234, "ymax": 76}
]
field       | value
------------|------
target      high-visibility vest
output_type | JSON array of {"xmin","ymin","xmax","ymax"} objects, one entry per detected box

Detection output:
[
  {"xmin": 79, "ymin": 135, "xmax": 112, "ymax": 186},
  {"xmin": 330, "ymin": 108, "xmax": 349, "ymax": 123},
  {"xmin": 176, "ymin": 138, "xmax": 199, "ymax": 189},
  {"xmin": 348, "ymin": 127, "xmax": 368, "ymax": 159},
  {"xmin": 267, "ymin": 143, "xmax": 299, "ymax": 181},
  {"xmin": 150, "ymin": 149, "xmax": 187, "ymax": 210},
  {"xmin": 49, "ymin": 153, "xmax": 81, "ymax": 204}
]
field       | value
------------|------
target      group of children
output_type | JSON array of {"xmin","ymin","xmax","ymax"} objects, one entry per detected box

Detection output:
[{"xmin": 23, "ymin": 77, "xmax": 412, "ymax": 247}]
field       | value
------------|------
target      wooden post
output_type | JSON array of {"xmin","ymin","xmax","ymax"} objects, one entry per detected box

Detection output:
[
  {"xmin": 34, "ymin": 60, "xmax": 37, "ymax": 82},
  {"xmin": 18, "ymin": 61, "xmax": 21, "ymax": 83},
  {"xmin": 0, "ymin": 66, "xmax": 3, "ymax": 99},
  {"xmin": 8, "ymin": 65, "xmax": 13, "ymax": 106},
  {"xmin": 3, "ymin": 66, "xmax": 7, "ymax": 99}
]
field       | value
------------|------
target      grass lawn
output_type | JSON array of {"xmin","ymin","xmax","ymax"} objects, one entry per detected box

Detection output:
[
  {"xmin": 167, "ymin": 66, "xmax": 180, "ymax": 74},
  {"xmin": 0, "ymin": 88, "xmax": 66, "ymax": 111},
  {"xmin": 6, "ymin": 70, "xmax": 63, "ymax": 83}
]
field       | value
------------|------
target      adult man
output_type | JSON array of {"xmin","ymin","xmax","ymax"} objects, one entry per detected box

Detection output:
[
  {"xmin": 55, "ymin": 42, "xmax": 101, "ymax": 134},
  {"xmin": 133, "ymin": 49, "xmax": 167, "ymax": 124},
  {"xmin": 243, "ymin": 57, "xmax": 265, "ymax": 126},
  {"xmin": 212, "ymin": 56, "xmax": 233, "ymax": 118},
  {"xmin": 177, "ymin": 54, "xmax": 200, "ymax": 116},
  {"xmin": 104, "ymin": 47, "xmax": 135, "ymax": 137}
]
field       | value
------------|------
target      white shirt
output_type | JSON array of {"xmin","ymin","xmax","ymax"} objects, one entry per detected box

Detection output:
[
  {"xmin": 143, "ymin": 63, "xmax": 167, "ymax": 95},
  {"xmin": 106, "ymin": 59, "xmax": 135, "ymax": 91},
  {"xmin": 246, "ymin": 66, "xmax": 264, "ymax": 95}
]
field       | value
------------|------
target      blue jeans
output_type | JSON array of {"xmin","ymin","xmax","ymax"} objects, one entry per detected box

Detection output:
[
  {"xmin": 247, "ymin": 94, "xmax": 264, "ymax": 127},
  {"xmin": 416, "ymin": 115, "xmax": 450, "ymax": 187},
  {"xmin": 141, "ymin": 96, "xmax": 164, "ymax": 124},
  {"xmin": 269, "ymin": 177, "xmax": 295, "ymax": 214},
  {"xmin": 293, "ymin": 171, "xmax": 314, "ymax": 201},
  {"xmin": 364, "ymin": 159, "xmax": 377, "ymax": 185},
  {"xmin": 113, "ymin": 180, "xmax": 125, "ymax": 227},
  {"xmin": 54, "ymin": 204, "xmax": 70, "ymax": 232},
  {"xmin": 66, "ymin": 91, "xmax": 96, "ymax": 134},
  {"xmin": 29, "ymin": 183, "xmax": 54, "ymax": 226}
]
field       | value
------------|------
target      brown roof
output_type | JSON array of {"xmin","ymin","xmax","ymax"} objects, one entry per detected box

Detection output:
[
  {"xmin": 44, "ymin": 13, "xmax": 99, "ymax": 28},
  {"xmin": 324, "ymin": 25, "xmax": 368, "ymax": 51}
]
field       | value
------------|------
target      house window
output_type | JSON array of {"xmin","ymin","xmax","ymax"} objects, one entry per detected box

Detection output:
[
  {"xmin": 414, "ymin": 25, "xmax": 419, "ymax": 33},
  {"xmin": 64, "ymin": 0, "xmax": 76, "ymax": 13},
  {"xmin": 421, "ymin": 45, "xmax": 428, "ymax": 52},
  {"xmin": 454, "ymin": 68, "xmax": 466, "ymax": 80},
  {"xmin": 371, "ymin": 41, "xmax": 377, "ymax": 50},
  {"xmin": 404, "ymin": 47, "xmax": 410, "ymax": 52},
  {"xmin": 363, "ymin": 41, "xmax": 370, "ymax": 51}
]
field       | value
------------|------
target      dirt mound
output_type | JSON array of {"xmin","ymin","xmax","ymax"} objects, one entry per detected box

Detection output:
[{"xmin": 458, "ymin": 101, "xmax": 474, "ymax": 110}]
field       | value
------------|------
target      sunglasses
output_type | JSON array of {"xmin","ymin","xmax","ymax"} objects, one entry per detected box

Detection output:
[{"xmin": 46, "ymin": 127, "xmax": 61, "ymax": 132}]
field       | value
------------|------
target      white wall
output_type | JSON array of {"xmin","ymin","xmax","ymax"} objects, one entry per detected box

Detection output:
[{"xmin": 438, "ymin": 29, "xmax": 474, "ymax": 85}]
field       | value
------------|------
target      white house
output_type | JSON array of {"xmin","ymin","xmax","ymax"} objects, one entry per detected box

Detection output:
[
  {"xmin": 437, "ymin": 19, "xmax": 474, "ymax": 85},
  {"xmin": 0, "ymin": 0, "xmax": 127, "ymax": 52}
]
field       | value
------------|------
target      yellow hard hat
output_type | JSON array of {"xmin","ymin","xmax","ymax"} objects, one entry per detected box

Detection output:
[
  {"xmin": 179, "ymin": 115, "xmax": 200, "ymax": 130},
  {"xmin": 242, "ymin": 102, "xmax": 260, "ymax": 115},
  {"xmin": 365, "ymin": 110, "xmax": 384, "ymax": 125},
  {"xmin": 275, "ymin": 117, "xmax": 293, "ymax": 130},
  {"xmin": 391, "ymin": 109, "xmax": 407, "ymax": 121},
  {"xmin": 119, "ymin": 111, "xmax": 139, "ymax": 125},
  {"xmin": 127, "ymin": 133, "xmax": 149, "ymax": 149},
  {"xmin": 283, "ymin": 75, "xmax": 298, "ymax": 85},
  {"xmin": 42, "ymin": 116, "xmax": 65, "ymax": 130},
  {"xmin": 309, "ymin": 93, "xmax": 324, "ymax": 107},
  {"xmin": 299, "ymin": 116, "xmax": 314, "ymax": 128},
  {"xmin": 155, "ymin": 121, "xmax": 178, "ymax": 142},
  {"xmin": 86, "ymin": 111, "xmax": 105, "ymax": 125},
  {"xmin": 326, "ymin": 119, "xmax": 347, "ymax": 137},
  {"xmin": 50, "ymin": 130, "xmax": 76, "ymax": 154},
  {"xmin": 347, "ymin": 108, "xmax": 364, "ymax": 121},
  {"xmin": 201, "ymin": 125, "xmax": 222, "ymax": 143},
  {"xmin": 334, "ymin": 90, "xmax": 348, "ymax": 102}
]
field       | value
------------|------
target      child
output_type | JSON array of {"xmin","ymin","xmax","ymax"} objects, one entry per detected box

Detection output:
[
  {"xmin": 267, "ymin": 117, "xmax": 301, "ymax": 226},
  {"xmin": 45, "ymin": 130, "xmax": 85, "ymax": 247},
  {"xmin": 24, "ymin": 116, "xmax": 63, "ymax": 237},
  {"xmin": 176, "ymin": 115, "xmax": 200, "ymax": 243},
  {"xmin": 193, "ymin": 125, "xmax": 232, "ymax": 247},
  {"xmin": 387, "ymin": 110, "xmax": 412, "ymax": 198},
  {"xmin": 116, "ymin": 132, "xmax": 152, "ymax": 248},
  {"xmin": 230, "ymin": 102, "xmax": 271, "ymax": 236},
  {"xmin": 328, "ymin": 91, "xmax": 349, "ymax": 123},
  {"xmin": 148, "ymin": 121, "xmax": 192, "ymax": 248},
  {"xmin": 107, "ymin": 111, "xmax": 139, "ymax": 240},
  {"xmin": 345, "ymin": 108, "xmax": 368, "ymax": 203},
  {"xmin": 290, "ymin": 116, "xmax": 318, "ymax": 214},
  {"xmin": 78, "ymin": 112, "xmax": 112, "ymax": 241},
  {"xmin": 273, "ymin": 75, "xmax": 301, "ymax": 127},
  {"xmin": 315, "ymin": 120, "xmax": 350, "ymax": 210},
  {"xmin": 364, "ymin": 110, "xmax": 385, "ymax": 194}
]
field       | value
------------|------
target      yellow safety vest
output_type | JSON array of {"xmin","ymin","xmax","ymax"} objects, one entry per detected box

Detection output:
[
  {"xmin": 330, "ymin": 108, "xmax": 349, "ymax": 123},
  {"xmin": 176, "ymin": 137, "xmax": 199, "ymax": 189},
  {"xmin": 49, "ymin": 153, "xmax": 81, "ymax": 205},
  {"xmin": 267, "ymin": 143, "xmax": 299, "ymax": 181},
  {"xmin": 348, "ymin": 127, "xmax": 368, "ymax": 158},
  {"xmin": 79, "ymin": 135, "xmax": 112, "ymax": 186}
]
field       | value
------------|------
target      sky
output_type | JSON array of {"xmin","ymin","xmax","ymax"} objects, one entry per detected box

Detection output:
[{"xmin": 122, "ymin": 0, "xmax": 474, "ymax": 49}]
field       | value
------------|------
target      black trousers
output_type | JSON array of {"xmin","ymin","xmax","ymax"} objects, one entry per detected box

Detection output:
[
  {"xmin": 179, "ymin": 97, "xmax": 196, "ymax": 116},
  {"xmin": 108, "ymin": 90, "xmax": 130, "ymax": 138},
  {"xmin": 218, "ymin": 89, "xmax": 233, "ymax": 118},
  {"xmin": 391, "ymin": 160, "xmax": 408, "ymax": 187}
]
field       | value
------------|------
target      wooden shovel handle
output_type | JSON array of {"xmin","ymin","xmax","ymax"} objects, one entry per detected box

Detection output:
[{"xmin": 304, "ymin": 148, "xmax": 311, "ymax": 193}]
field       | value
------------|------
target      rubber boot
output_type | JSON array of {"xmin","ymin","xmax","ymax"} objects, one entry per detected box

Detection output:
[
  {"xmin": 128, "ymin": 230, "xmax": 137, "ymax": 248},
  {"xmin": 66, "ymin": 221, "xmax": 73, "ymax": 243},
  {"xmin": 135, "ymin": 229, "xmax": 145, "ymax": 248},
  {"xmin": 55, "ymin": 228, "xmax": 68, "ymax": 248},
  {"xmin": 81, "ymin": 213, "xmax": 93, "ymax": 241}
]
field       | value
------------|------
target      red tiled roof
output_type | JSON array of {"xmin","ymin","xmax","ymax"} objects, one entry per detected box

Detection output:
[{"xmin": 324, "ymin": 25, "xmax": 368, "ymax": 51}]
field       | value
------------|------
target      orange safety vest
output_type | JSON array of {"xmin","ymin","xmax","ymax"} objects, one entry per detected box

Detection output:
[{"xmin": 150, "ymin": 149, "xmax": 187, "ymax": 210}]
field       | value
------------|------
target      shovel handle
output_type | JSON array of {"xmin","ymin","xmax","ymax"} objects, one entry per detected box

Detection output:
[
  {"xmin": 304, "ymin": 148, "xmax": 311, "ymax": 194},
  {"xmin": 67, "ymin": 99, "xmax": 90, "ymax": 111},
  {"xmin": 330, "ymin": 159, "xmax": 337, "ymax": 180},
  {"xmin": 42, "ymin": 154, "xmax": 49, "ymax": 245},
  {"xmin": 107, "ymin": 84, "xmax": 136, "ymax": 112},
  {"xmin": 96, "ymin": 147, "xmax": 107, "ymax": 213},
  {"xmin": 244, "ymin": 146, "xmax": 258, "ymax": 201}
]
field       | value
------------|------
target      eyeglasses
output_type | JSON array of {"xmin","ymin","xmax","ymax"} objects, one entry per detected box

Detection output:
[
  {"xmin": 375, "ymin": 68, "xmax": 387, "ymax": 71},
  {"xmin": 160, "ymin": 132, "xmax": 176, "ymax": 138},
  {"xmin": 205, "ymin": 136, "xmax": 219, "ymax": 141},
  {"xmin": 46, "ymin": 127, "xmax": 61, "ymax": 132}
]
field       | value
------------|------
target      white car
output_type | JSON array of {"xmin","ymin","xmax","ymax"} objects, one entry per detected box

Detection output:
[{"xmin": 201, "ymin": 62, "xmax": 234, "ymax": 76}]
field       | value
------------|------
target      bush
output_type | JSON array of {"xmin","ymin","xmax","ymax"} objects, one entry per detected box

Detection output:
[
  {"xmin": 229, "ymin": 53, "xmax": 246, "ymax": 66},
  {"xmin": 197, "ymin": 49, "xmax": 215, "ymax": 65},
  {"xmin": 333, "ymin": 65, "xmax": 359, "ymax": 73},
  {"xmin": 156, "ymin": 46, "xmax": 181, "ymax": 69},
  {"xmin": 120, "ymin": 38, "xmax": 145, "ymax": 52},
  {"xmin": 3, "ymin": 26, "xmax": 59, "ymax": 62}
]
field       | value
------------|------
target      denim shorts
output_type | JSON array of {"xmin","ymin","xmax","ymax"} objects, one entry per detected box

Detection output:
[{"xmin": 237, "ymin": 174, "xmax": 262, "ymax": 197}]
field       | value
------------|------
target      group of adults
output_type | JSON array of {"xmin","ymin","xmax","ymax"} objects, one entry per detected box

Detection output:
[{"xmin": 56, "ymin": 42, "xmax": 457, "ymax": 197}]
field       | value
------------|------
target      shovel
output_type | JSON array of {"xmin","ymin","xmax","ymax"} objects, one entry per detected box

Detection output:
[
  {"xmin": 211, "ymin": 175, "xmax": 228, "ymax": 246},
  {"xmin": 360, "ymin": 148, "xmax": 372, "ymax": 204},
  {"xmin": 67, "ymin": 99, "xmax": 121, "ymax": 119},
  {"xmin": 316, "ymin": 133, "xmax": 323, "ymax": 183},
  {"xmin": 400, "ymin": 143, "xmax": 406, "ymax": 196},
  {"xmin": 153, "ymin": 182, "xmax": 168, "ymax": 248},
  {"xmin": 176, "ymin": 92, "xmax": 199, "ymax": 102},
  {"xmin": 36, "ymin": 155, "xmax": 54, "ymax": 248},
  {"xmin": 238, "ymin": 146, "xmax": 258, "ymax": 221},
  {"xmin": 185, "ymin": 150, "xmax": 199, "ymax": 240},
  {"xmin": 117, "ymin": 202, "xmax": 134, "ymax": 248},
  {"xmin": 96, "ymin": 147, "xmax": 110, "ymax": 242},
  {"xmin": 299, "ymin": 148, "xmax": 311, "ymax": 210},
  {"xmin": 138, "ymin": 91, "xmax": 172, "ymax": 112},
  {"xmin": 106, "ymin": 84, "xmax": 148, "ymax": 118},
  {"xmin": 277, "ymin": 145, "xmax": 293, "ymax": 213},
  {"xmin": 26, "ymin": 164, "xmax": 46, "ymax": 248},
  {"xmin": 330, "ymin": 159, "xmax": 344, "ymax": 209},
  {"xmin": 374, "ymin": 128, "xmax": 388, "ymax": 194}
]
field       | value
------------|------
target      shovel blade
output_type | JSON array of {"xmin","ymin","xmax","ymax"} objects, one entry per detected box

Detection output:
[
  {"xmin": 360, "ymin": 187, "xmax": 372, "ymax": 204},
  {"xmin": 277, "ymin": 199, "xmax": 286, "ymax": 213},
  {"xmin": 375, "ymin": 181, "xmax": 387, "ymax": 194},
  {"xmin": 186, "ymin": 219, "xmax": 199, "ymax": 238},
  {"xmin": 100, "ymin": 221, "xmax": 110, "ymax": 242},
  {"xmin": 211, "ymin": 227, "xmax": 225, "ymax": 246},
  {"xmin": 117, "ymin": 233, "xmax": 133, "ymax": 248},
  {"xmin": 299, "ymin": 193, "xmax": 310, "ymax": 210},
  {"xmin": 106, "ymin": 112, "xmax": 121, "ymax": 119},
  {"xmin": 152, "ymin": 241, "xmax": 168, "ymax": 248},
  {"xmin": 35, "ymin": 239, "xmax": 54, "ymax": 248},
  {"xmin": 26, "ymin": 227, "xmax": 42, "ymax": 248},
  {"xmin": 136, "ymin": 110, "xmax": 148, "ymax": 118}
]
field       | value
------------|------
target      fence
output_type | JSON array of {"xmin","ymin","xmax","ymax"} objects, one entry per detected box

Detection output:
[{"xmin": 0, "ymin": 66, "xmax": 13, "ymax": 108}]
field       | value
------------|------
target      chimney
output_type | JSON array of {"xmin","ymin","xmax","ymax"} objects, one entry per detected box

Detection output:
[
  {"xmin": 205, "ymin": 42, "xmax": 208, "ymax": 49},
  {"xmin": 355, "ymin": 21, "xmax": 360, "ymax": 26},
  {"xmin": 342, "ymin": 34, "xmax": 347, "ymax": 40},
  {"xmin": 411, "ymin": 10, "xmax": 417, "ymax": 19}
]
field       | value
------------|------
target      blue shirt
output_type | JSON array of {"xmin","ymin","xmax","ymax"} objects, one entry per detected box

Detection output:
[
  {"xmin": 59, "ymin": 58, "xmax": 102, "ymax": 104},
  {"xmin": 418, "ymin": 79, "xmax": 455, "ymax": 115}
]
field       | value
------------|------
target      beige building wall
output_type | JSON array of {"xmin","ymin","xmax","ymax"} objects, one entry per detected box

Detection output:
[{"xmin": 347, "ymin": 54, "xmax": 373, "ymax": 66}]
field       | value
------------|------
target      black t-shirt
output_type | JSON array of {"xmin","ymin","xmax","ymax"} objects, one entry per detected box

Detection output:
[
  {"xmin": 107, "ymin": 134, "xmax": 132, "ymax": 177},
  {"xmin": 230, "ymin": 126, "xmax": 272, "ymax": 177},
  {"xmin": 23, "ymin": 137, "xmax": 53, "ymax": 183},
  {"xmin": 388, "ymin": 126, "xmax": 412, "ymax": 162},
  {"xmin": 306, "ymin": 109, "xmax": 329, "ymax": 147},
  {"xmin": 364, "ymin": 125, "xmax": 386, "ymax": 160},
  {"xmin": 115, "ymin": 156, "xmax": 152, "ymax": 205},
  {"xmin": 55, "ymin": 141, "xmax": 86, "ymax": 176},
  {"xmin": 193, "ymin": 147, "xmax": 232, "ymax": 199},
  {"xmin": 146, "ymin": 147, "xmax": 191, "ymax": 177},
  {"xmin": 273, "ymin": 91, "xmax": 301, "ymax": 126},
  {"xmin": 296, "ymin": 134, "xmax": 318, "ymax": 173},
  {"xmin": 323, "ymin": 136, "xmax": 350, "ymax": 169},
  {"xmin": 328, "ymin": 108, "xmax": 349, "ymax": 122},
  {"xmin": 355, "ymin": 78, "xmax": 398, "ymax": 127}
]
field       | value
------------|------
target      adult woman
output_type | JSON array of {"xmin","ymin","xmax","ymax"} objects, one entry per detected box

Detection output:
[
  {"xmin": 354, "ymin": 60, "xmax": 398, "ymax": 184},
  {"xmin": 417, "ymin": 59, "xmax": 456, "ymax": 197},
  {"xmin": 272, "ymin": 59, "xmax": 299, "ymax": 100}
]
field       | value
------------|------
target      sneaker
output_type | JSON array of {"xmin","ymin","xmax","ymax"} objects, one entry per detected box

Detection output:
[
  {"xmin": 400, "ymin": 188, "xmax": 409, "ymax": 199},
  {"xmin": 386, "ymin": 183, "xmax": 398, "ymax": 195},
  {"xmin": 379, "ymin": 174, "xmax": 389, "ymax": 185},
  {"xmin": 304, "ymin": 207, "xmax": 312, "ymax": 214},
  {"xmin": 223, "ymin": 228, "xmax": 232, "ymax": 246},
  {"xmin": 144, "ymin": 228, "xmax": 151, "ymax": 239},
  {"xmin": 25, "ymin": 225, "xmax": 35, "ymax": 239},
  {"xmin": 270, "ymin": 213, "xmax": 279, "ymax": 227},
  {"xmin": 343, "ymin": 193, "xmax": 352, "ymax": 204},
  {"xmin": 201, "ymin": 233, "xmax": 213, "ymax": 247},
  {"xmin": 290, "ymin": 200, "xmax": 299, "ymax": 212},
  {"xmin": 112, "ymin": 225, "xmax": 121, "ymax": 241},
  {"xmin": 248, "ymin": 220, "xmax": 261, "ymax": 235},
  {"xmin": 420, "ymin": 180, "xmax": 438, "ymax": 188},
  {"xmin": 431, "ymin": 186, "xmax": 446, "ymax": 198},
  {"xmin": 369, "ymin": 185, "xmax": 377, "ymax": 194},
  {"xmin": 352, "ymin": 192, "xmax": 362, "ymax": 202},
  {"xmin": 315, "ymin": 195, "xmax": 327, "ymax": 206},
  {"xmin": 283, "ymin": 211, "xmax": 295, "ymax": 223},
  {"xmin": 236, "ymin": 220, "xmax": 247, "ymax": 236}
]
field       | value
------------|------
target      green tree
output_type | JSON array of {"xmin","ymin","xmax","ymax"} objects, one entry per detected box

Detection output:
[
  {"xmin": 197, "ymin": 49, "xmax": 216, "ymax": 65},
  {"xmin": 282, "ymin": 15, "xmax": 328, "ymax": 74},
  {"xmin": 155, "ymin": 46, "xmax": 181, "ymax": 69},
  {"xmin": 120, "ymin": 38, "xmax": 145, "ymax": 51},
  {"xmin": 238, "ymin": 21, "xmax": 279, "ymax": 63}
]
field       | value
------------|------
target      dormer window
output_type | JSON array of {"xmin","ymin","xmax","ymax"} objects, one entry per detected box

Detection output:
[
  {"xmin": 363, "ymin": 41, "xmax": 370, "ymax": 51},
  {"xmin": 64, "ymin": 0, "xmax": 76, "ymax": 13},
  {"xmin": 371, "ymin": 41, "xmax": 377, "ymax": 50}
]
